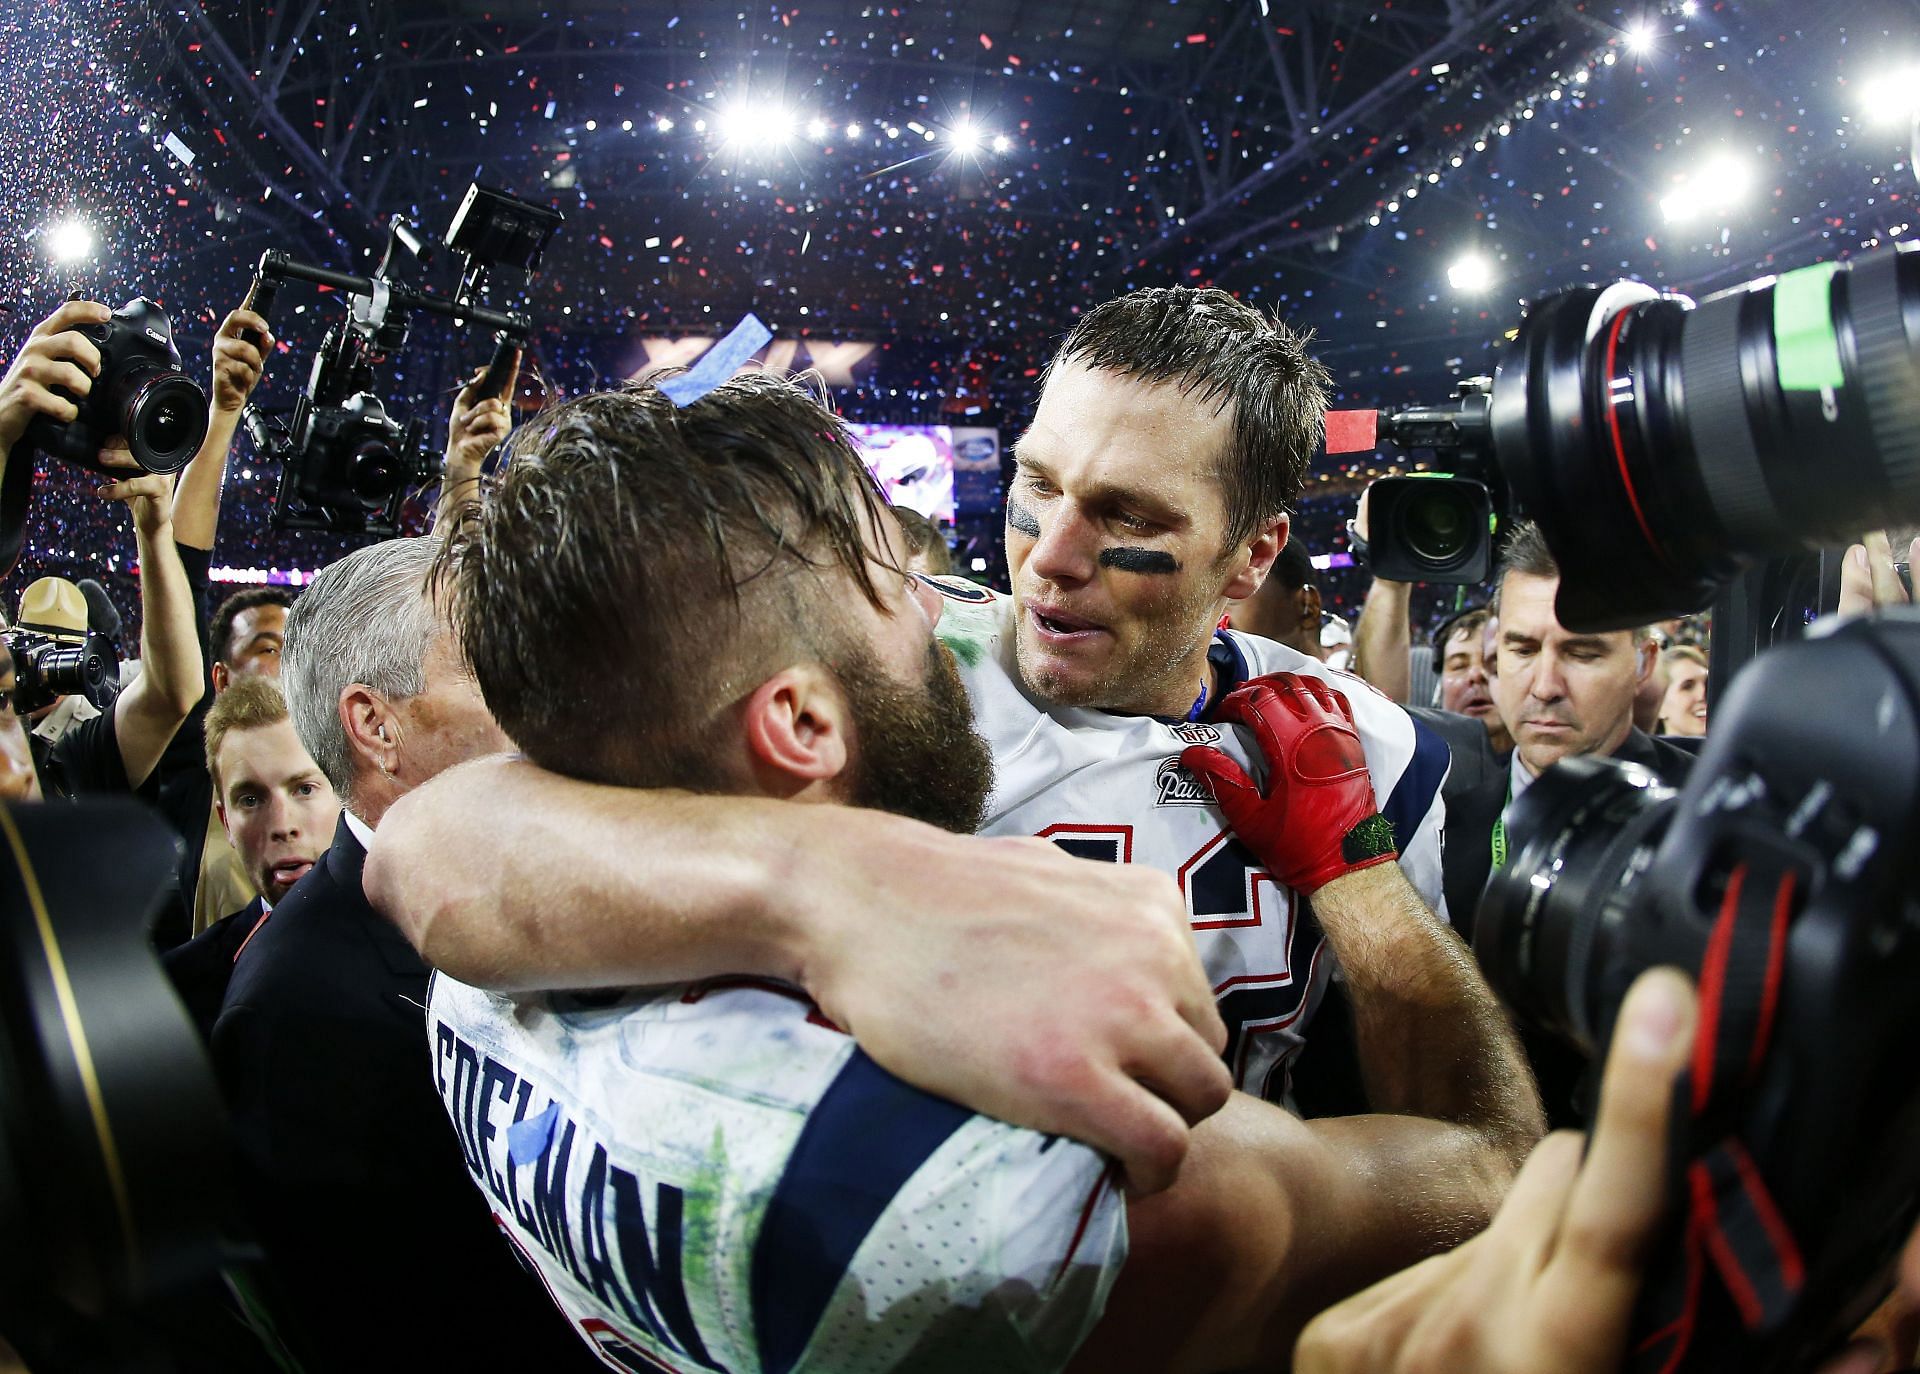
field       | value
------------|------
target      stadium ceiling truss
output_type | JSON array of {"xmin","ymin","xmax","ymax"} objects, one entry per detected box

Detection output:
[{"xmin": 144, "ymin": 0, "xmax": 1598, "ymax": 305}]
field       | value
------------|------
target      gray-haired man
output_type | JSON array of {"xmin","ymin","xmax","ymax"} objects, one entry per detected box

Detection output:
[{"xmin": 209, "ymin": 537, "xmax": 595, "ymax": 1374}]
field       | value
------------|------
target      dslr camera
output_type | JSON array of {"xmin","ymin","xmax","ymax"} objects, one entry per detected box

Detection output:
[
  {"xmin": 22, "ymin": 298, "xmax": 209, "ymax": 477},
  {"xmin": 1477, "ymin": 615, "xmax": 1920, "ymax": 1374},
  {"xmin": 1427, "ymin": 239, "xmax": 1920, "ymax": 1372},
  {"xmin": 3, "ymin": 627, "xmax": 115, "ymax": 717}
]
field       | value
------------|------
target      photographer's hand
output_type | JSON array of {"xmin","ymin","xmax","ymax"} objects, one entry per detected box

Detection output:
[
  {"xmin": 1294, "ymin": 967, "xmax": 1697, "ymax": 1374},
  {"xmin": 0, "ymin": 300, "xmax": 112, "ymax": 454},
  {"xmin": 211, "ymin": 308, "xmax": 273, "ymax": 415},
  {"xmin": 98, "ymin": 471, "xmax": 176, "ymax": 538},
  {"xmin": 436, "ymin": 350, "xmax": 521, "ymax": 529},
  {"xmin": 1838, "ymin": 531, "xmax": 1920, "ymax": 618}
]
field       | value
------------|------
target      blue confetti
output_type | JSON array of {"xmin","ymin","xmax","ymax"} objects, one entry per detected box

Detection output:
[
  {"xmin": 658, "ymin": 312, "xmax": 774, "ymax": 407},
  {"xmin": 506, "ymin": 1102, "xmax": 560, "ymax": 1167}
]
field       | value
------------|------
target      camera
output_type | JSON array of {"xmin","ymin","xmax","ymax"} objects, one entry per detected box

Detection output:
[
  {"xmin": 1363, "ymin": 379, "xmax": 1500, "ymax": 583},
  {"xmin": 0, "ymin": 801, "xmax": 245, "ymax": 1364},
  {"xmin": 267, "ymin": 321, "xmax": 430, "ymax": 537},
  {"xmin": 1362, "ymin": 245, "xmax": 1920, "ymax": 632},
  {"xmin": 243, "ymin": 184, "xmax": 557, "ymax": 537},
  {"xmin": 3, "ymin": 627, "xmax": 116, "ymax": 716},
  {"xmin": 22, "ymin": 298, "xmax": 209, "ymax": 477},
  {"xmin": 1474, "ymin": 611, "xmax": 1920, "ymax": 1373}
]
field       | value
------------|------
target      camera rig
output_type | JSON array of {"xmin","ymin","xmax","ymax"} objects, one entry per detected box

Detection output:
[{"xmin": 244, "ymin": 183, "xmax": 560, "ymax": 538}]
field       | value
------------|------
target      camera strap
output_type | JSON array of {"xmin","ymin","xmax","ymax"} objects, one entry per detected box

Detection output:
[{"xmin": 1633, "ymin": 855, "xmax": 1807, "ymax": 1374}]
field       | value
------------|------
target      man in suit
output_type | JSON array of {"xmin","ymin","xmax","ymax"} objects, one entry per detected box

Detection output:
[
  {"xmin": 164, "ymin": 675, "xmax": 338, "ymax": 1036},
  {"xmin": 1412, "ymin": 520, "xmax": 1694, "ymax": 1129},
  {"xmin": 210, "ymin": 537, "xmax": 597, "ymax": 1371},
  {"xmin": 1421, "ymin": 520, "xmax": 1695, "ymax": 943}
]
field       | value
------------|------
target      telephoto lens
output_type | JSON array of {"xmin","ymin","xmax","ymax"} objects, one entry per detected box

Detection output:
[{"xmin": 1493, "ymin": 244, "xmax": 1920, "ymax": 630}]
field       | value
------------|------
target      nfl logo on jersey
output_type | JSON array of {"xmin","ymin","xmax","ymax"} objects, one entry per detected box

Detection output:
[
  {"xmin": 1171, "ymin": 721, "xmax": 1221, "ymax": 745},
  {"xmin": 1154, "ymin": 758, "xmax": 1212, "ymax": 807}
]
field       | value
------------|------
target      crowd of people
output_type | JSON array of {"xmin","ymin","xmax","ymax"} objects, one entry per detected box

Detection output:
[{"xmin": 0, "ymin": 279, "xmax": 1915, "ymax": 1374}]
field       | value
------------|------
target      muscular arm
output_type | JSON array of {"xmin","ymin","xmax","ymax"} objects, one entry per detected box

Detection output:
[
  {"xmin": 1353, "ymin": 575, "xmax": 1414, "ymax": 701},
  {"xmin": 1070, "ymin": 1092, "xmax": 1515, "ymax": 1374},
  {"xmin": 1312, "ymin": 863, "xmax": 1544, "ymax": 1169},
  {"xmin": 367, "ymin": 754, "xmax": 1234, "ymax": 1193}
]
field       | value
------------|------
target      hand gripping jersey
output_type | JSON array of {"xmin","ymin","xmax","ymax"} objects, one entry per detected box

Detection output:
[
  {"xmin": 929, "ymin": 579, "xmax": 1451, "ymax": 1103},
  {"xmin": 428, "ymin": 975, "xmax": 1125, "ymax": 1374}
]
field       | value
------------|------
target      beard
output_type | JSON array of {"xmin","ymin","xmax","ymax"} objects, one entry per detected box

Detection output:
[{"xmin": 834, "ymin": 637, "xmax": 994, "ymax": 835}]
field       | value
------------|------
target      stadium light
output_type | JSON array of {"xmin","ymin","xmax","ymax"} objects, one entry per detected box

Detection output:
[
  {"xmin": 845, "ymin": 120, "xmax": 863, "ymax": 140},
  {"xmin": 807, "ymin": 117, "xmax": 829, "ymax": 141},
  {"xmin": 1659, "ymin": 154, "xmax": 1753, "ymax": 223},
  {"xmin": 715, "ymin": 102, "xmax": 792, "ymax": 151},
  {"xmin": 656, "ymin": 115, "xmax": 674, "ymax": 133},
  {"xmin": 1860, "ymin": 64, "xmax": 1920, "ymax": 126},
  {"xmin": 949, "ymin": 120, "xmax": 983, "ymax": 155},
  {"xmin": 1626, "ymin": 20, "xmax": 1655, "ymax": 53},
  {"xmin": 46, "ymin": 218, "xmax": 94, "ymax": 264},
  {"xmin": 1447, "ymin": 254, "xmax": 1495, "ymax": 292},
  {"xmin": 992, "ymin": 133, "xmax": 1013, "ymax": 153}
]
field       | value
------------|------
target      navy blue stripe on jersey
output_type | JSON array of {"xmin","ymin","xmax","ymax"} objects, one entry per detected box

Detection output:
[
  {"xmin": 1383, "ymin": 711, "xmax": 1450, "ymax": 855},
  {"xmin": 1208, "ymin": 631, "xmax": 1252, "ymax": 696},
  {"xmin": 751, "ymin": 1048, "xmax": 972, "ymax": 1374}
]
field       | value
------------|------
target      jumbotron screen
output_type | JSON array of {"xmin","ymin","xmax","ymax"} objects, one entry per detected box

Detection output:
[{"xmin": 847, "ymin": 424, "xmax": 957, "ymax": 523}]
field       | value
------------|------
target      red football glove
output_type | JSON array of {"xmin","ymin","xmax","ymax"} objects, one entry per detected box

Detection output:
[{"xmin": 1180, "ymin": 673, "xmax": 1398, "ymax": 894}]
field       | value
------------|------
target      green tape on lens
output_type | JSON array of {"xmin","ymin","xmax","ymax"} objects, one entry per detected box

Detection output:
[{"xmin": 1773, "ymin": 260, "xmax": 1844, "ymax": 392}]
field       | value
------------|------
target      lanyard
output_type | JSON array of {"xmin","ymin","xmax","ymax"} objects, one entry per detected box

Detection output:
[{"xmin": 1490, "ymin": 779, "xmax": 1513, "ymax": 870}]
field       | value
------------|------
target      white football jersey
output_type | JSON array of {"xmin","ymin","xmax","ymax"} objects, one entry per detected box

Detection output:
[
  {"xmin": 929, "ymin": 580, "xmax": 1451, "ymax": 1103},
  {"xmin": 429, "ymin": 975, "xmax": 1125, "ymax": 1374}
]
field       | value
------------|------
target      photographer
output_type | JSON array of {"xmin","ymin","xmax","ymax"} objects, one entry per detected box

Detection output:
[{"xmin": 37, "ymin": 469, "xmax": 205, "ymax": 799}]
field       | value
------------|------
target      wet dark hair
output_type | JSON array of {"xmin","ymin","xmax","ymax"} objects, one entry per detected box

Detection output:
[
  {"xmin": 444, "ymin": 372, "xmax": 892, "ymax": 789},
  {"xmin": 1045, "ymin": 286, "xmax": 1332, "ymax": 549}
]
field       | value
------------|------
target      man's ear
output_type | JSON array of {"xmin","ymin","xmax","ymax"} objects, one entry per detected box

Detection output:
[
  {"xmin": 740, "ymin": 664, "xmax": 850, "ymax": 798},
  {"xmin": 1223, "ymin": 514, "xmax": 1289, "ymax": 601},
  {"xmin": 1300, "ymin": 583, "xmax": 1323, "ymax": 628},
  {"xmin": 1634, "ymin": 636, "xmax": 1658, "ymax": 685},
  {"xmin": 211, "ymin": 660, "xmax": 232, "ymax": 695},
  {"xmin": 339, "ymin": 684, "xmax": 400, "ymax": 779},
  {"xmin": 213, "ymin": 790, "xmax": 232, "ymax": 842}
]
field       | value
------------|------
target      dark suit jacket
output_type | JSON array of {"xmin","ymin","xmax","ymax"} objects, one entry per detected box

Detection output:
[
  {"xmin": 1408, "ymin": 710, "xmax": 1697, "ymax": 946},
  {"xmin": 1409, "ymin": 709, "xmax": 1697, "ymax": 1128},
  {"xmin": 164, "ymin": 893, "xmax": 269, "ymax": 1042},
  {"xmin": 212, "ymin": 817, "xmax": 597, "ymax": 1372}
]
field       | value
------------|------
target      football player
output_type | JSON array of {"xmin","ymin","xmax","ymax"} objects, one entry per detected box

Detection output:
[
  {"xmin": 369, "ymin": 287, "xmax": 1484, "ymax": 1193},
  {"xmin": 421, "ymin": 375, "xmax": 1538, "ymax": 1372}
]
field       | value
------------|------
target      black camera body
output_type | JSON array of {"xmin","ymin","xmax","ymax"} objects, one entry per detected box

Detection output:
[
  {"xmin": 22, "ymin": 299, "xmax": 208, "ymax": 477},
  {"xmin": 1476, "ymin": 612, "xmax": 1920, "ymax": 1373},
  {"xmin": 3, "ymin": 628, "xmax": 117, "ymax": 717},
  {"xmin": 243, "ymin": 184, "xmax": 555, "ymax": 538},
  {"xmin": 270, "ymin": 328, "xmax": 428, "ymax": 537}
]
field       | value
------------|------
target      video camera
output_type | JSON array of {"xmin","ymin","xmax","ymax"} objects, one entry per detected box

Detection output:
[
  {"xmin": 243, "ymin": 183, "xmax": 560, "ymax": 537},
  {"xmin": 1355, "ymin": 249, "xmax": 1920, "ymax": 633}
]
